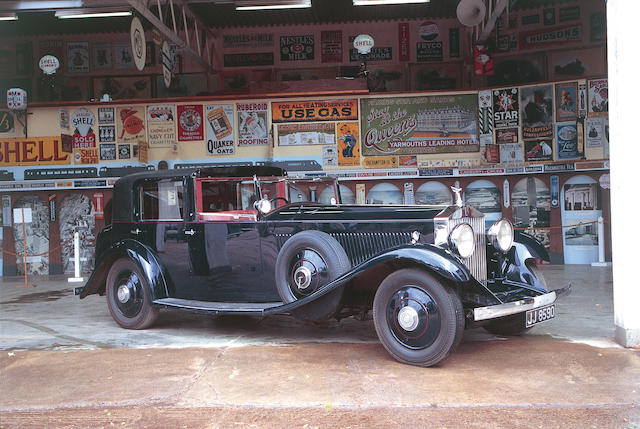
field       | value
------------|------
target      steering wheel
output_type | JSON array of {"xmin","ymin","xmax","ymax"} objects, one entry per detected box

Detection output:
[{"xmin": 270, "ymin": 197, "xmax": 289, "ymax": 206}]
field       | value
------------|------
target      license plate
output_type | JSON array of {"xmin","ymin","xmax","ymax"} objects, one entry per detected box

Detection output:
[{"xmin": 525, "ymin": 304, "xmax": 555, "ymax": 327}]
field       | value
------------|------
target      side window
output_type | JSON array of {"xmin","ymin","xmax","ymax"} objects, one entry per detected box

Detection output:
[{"xmin": 140, "ymin": 179, "xmax": 184, "ymax": 220}]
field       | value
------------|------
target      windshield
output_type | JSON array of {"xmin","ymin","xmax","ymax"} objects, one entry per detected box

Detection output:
[{"xmin": 258, "ymin": 178, "xmax": 339, "ymax": 205}]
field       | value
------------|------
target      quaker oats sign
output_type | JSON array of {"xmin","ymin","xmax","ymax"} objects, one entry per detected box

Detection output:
[
  {"xmin": 205, "ymin": 104, "xmax": 235, "ymax": 156},
  {"xmin": 146, "ymin": 105, "xmax": 176, "ymax": 148},
  {"xmin": 360, "ymin": 95, "xmax": 479, "ymax": 156},
  {"xmin": 116, "ymin": 107, "xmax": 145, "ymax": 146},
  {"xmin": 237, "ymin": 102, "xmax": 268, "ymax": 146}
]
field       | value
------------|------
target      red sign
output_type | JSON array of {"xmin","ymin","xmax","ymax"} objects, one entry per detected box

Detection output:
[
  {"xmin": 93, "ymin": 193, "xmax": 104, "ymax": 219},
  {"xmin": 398, "ymin": 23, "xmax": 410, "ymax": 62},
  {"xmin": 177, "ymin": 104, "xmax": 204, "ymax": 141},
  {"xmin": 321, "ymin": 30, "xmax": 342, "ymax": 63}
]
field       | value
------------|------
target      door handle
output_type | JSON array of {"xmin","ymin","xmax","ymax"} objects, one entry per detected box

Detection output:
[
  {"xmin": 131, "ymin": 228, "xmax": 142, "ymax": 235},
  {"xmin": 184, "ymin": 229, "xmax": 196, "ymax": 236}
]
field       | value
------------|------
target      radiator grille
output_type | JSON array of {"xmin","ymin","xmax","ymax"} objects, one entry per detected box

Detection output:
[
  {"xmin": 448, "ymin": 216, "xmax": 487, "ymax": 284},
  {"xmin": 274, "ymin": 232, "xmax": 412, "ymax": 267}
]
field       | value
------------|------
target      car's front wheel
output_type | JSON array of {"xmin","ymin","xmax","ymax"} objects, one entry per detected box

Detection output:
[
  {"xmin": 373, "ymin": 269, "xmax": 464, "ymax": 367},
  {"xmin": 106, "ymin": 258, "xmax": 158, "ymax": 329}
]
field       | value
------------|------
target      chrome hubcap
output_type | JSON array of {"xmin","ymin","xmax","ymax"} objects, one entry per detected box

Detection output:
[
  {"xmin": 293, "ymin": 266, "xmax": 312, "ymax": 290},
  {"xmin": 397, "ymin": 306, "xmax": 419, "ymax": 331},
  {"xmin": 117, "ymin": 284, "xmax": 131, "ymax": 303}
]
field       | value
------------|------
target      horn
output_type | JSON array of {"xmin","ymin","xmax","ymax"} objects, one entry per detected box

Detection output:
[{"xmin": 456, "ymin": 0, "xmax": 486, "ymax": 27}]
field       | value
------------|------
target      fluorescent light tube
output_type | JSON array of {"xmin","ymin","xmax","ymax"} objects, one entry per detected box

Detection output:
[
  {"xmin": 55, "ymin": 10, "xmax": 132, "ymax": 19},
  {"xmin": 236, "ymin": 1, "xmax": 311, "ymax": 10},
  {"xmin": 0, "ymin": 13, "xmax": 18, "ymax": 21},
  {"xmin": 353, "ymin": 0, "xmax": 429, "ymax": 5}
]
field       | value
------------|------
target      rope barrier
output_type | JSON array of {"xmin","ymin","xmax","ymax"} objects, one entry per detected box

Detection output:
[
  {"xmin": 0, "ymin": 235, "xmax": 78, "ymax": 257},
  {"xmin": 514, "ymin": 220, "xmax": 600, "ymax": 231}
]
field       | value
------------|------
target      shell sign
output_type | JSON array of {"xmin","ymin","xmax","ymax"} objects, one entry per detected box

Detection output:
[{"xmin": 353, "ymin": 34, "xmax": 374, "ymax": 54}]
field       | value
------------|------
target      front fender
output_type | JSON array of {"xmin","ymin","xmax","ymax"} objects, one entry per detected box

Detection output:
[
  {"xmin": 514, "ymin": 230, "xmax": 550, "ymax": 261},
  {"xmin": 77, "ymin": 239, "xmax": 168, "ymax": 300}
]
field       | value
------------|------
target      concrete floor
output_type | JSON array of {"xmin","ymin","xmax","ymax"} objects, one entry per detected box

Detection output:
[{"xmin": 0, "ymin": 265, "xmax": 638, "ymax": 428}]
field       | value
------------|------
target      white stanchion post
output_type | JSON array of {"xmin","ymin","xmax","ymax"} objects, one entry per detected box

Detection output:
[
  {"xmin": 591, "ymin": 216, "xmax": 611, "ymax": 267},
  {"xmin": 68, "ymin": 232, "xmax": 85, "ymax": 283}
]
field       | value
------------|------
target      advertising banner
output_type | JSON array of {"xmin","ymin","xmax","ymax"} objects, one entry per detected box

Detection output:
[
  {"xmin": 277, "ymin": 123, "xmax": 334, "ymax": 146},
  {"xmin": 521, "ymin": 85, "xmax": 554, "ymax": 139},
  {"xmin": 519, "ymin": 25, "xmax": 582, "ymax": 50},
  {"xmin": 206, "ymin": 104, "xmax": 235, "ymax": 155},
  {"xmin": 237, "ymin": 102, "xmax": 268, "ymax": 146},
  {"xmin": 349, "ymin": 47, "xmax": 392, "ymax": 62},
  {"xmin": 223, "ymin": 33, "xmax": 273, "ymax": 49},
  {"xmin": 272, "ymin": 99, "xmax": 358, "ymax": 123},
  {"xmin": 146, "ymin": 105, "xmax": 176, "ymax": 148},
  {"xmin": 0, "ymin": 137, "xmax": 70, "ymax": 166},
  {"xmin": 495, "ymin": 128, "xmax": 518, "ymax": 144},
  {"xmin": 493, "ymin": 88, "xmax": 519, "ymax": 128},
  {"xmin": 223, "ymin": 53, "xmax": 273, "ymax": 67},
  {"xmin": 361, "ymin": 95, "xmax": 479, "ymax": 156},
  {"xmin": 177, "ymin": 104, "xmax": 203, "ymax": 141},
  {"xmin": 416, "ymin": 42, "xmax": 443, "ymax": 62},
  {"xmin": 555, "ymin": 82, "xmax": 578, "ymax": 122}
]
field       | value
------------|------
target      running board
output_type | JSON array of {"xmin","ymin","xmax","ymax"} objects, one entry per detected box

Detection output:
[{"xmin": 153, "ymin": 298, "xmax": 283, "ymax": 314}]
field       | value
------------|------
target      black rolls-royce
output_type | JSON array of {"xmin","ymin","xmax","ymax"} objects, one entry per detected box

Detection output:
[{"xmin": 75, "ymin": 166, "xmax": 569, "ymax": 367}]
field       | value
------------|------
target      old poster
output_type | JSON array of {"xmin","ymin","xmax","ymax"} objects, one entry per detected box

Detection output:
[
  {"xmin": 586, "ymin": 117, "xmax": 603, "ymax": 148},
  {"xmin": 67, "ymin": 42, "xmax": 89, "ymax": 73},
  {"xmin": 588, "ymin": 78, "xmax": 608, "ymax": 116},
  {"xmin": 525, "ymin": 139, "xmax": 553, "ymax": 162},
  {"xmin": 555, "ymin": 82, "xmax": 578, "ymax": 121},
  {"xmin": 493, "ymin": 88, "xmax": 519, "ymax": 128},
  {"xmin": 521, "ymin": 84, "xmax": 554, "ymax": 139},
  {"xmin": 556, "ymin": 122, "xmax": 579, "ymax": 159},
  {"xmin": 500, "ymin": 142, "xmax": 524, "ymax": 164},
  {"xmin": 92, "ymin": 43, "xmax": 112, "ymax": 70},
  {"xmin": 147, "ymin": 105, "xmax": 176, "ymax": 148},
  {"xmin": 495, "ymin": 128, "xmax": 518, "ymax": 144},
  {"xmin": 237, "ymin": 102, "xmax": 268, "ymax": 146},
  {"xmin": 116, "ymin": 107, "xmax": 146, "ymax": 146},
  {"xmin": 578, "ymin": 81, "xmax": 587, "ymax": 118},
  {"xmin": 278, "ymin": 123, "xmax": 334, "ymax": 146},
  {"xmin": 205, "ymin": 104, "xmax": 235, "ymax": 156},
  {"xmin": 478, "ymin": 90, "xmax": 493, "ymax": 141},
  {"xmin": 280, "ymin": 35, "xmax": 314, "ymax": 61},
  {"xmin": 361, "ymin": 95, "xmax": 478, "ymax": 156},
  {"xmin": 177, "ymin": 104, "xmax": 203, "ymax": 141},
  {"xmin": 99, "ymin": 143, "xmax": 116, "ymax": 160},
  {"xmin": 71, "ymin": 108, "xmax": 97, "ymax": 164},
  {"xmin": 337, "ymin": 122, "xmax": 360, "ymax": 167},
  {"xmin": 0, "ymin": 137, "xmax": 70, "ymax": 166},
  {"xmin": 321, "ymin": 31, "xmax": 342, "ymax": 63},
  {"xmin": 272, "ymin": 99, "xmax": 358, "ymax": 123},
  {"xmin": 223, "ymin": 33, "xmax": 273, "ymax": 49}
]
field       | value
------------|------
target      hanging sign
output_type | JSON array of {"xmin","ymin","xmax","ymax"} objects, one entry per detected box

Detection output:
[
  {"xmin": 39, "ymin": 55, "xmax": 60, "ymax": 75},
  {"xmin": 130, "ymin": 16, "xmax": 146, "ymax": 71},
  {"xmin": 7, "ymin": 88, "xmax": 27, "ymax": 110},
  {"xmin": 353, "ymin": 34, "xmax": 374, "ymax": 55}
]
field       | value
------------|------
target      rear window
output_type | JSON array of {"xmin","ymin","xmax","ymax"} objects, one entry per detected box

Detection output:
[{"xmin": 140, "ymin": 179, "xmax": 184, "ymax": 220}]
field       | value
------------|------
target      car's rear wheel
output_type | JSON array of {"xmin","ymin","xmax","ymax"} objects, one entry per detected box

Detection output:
[
  {"xmin": 106, "ymin": 258, "xmax": 158, "ymax": 329},
  {"xmin": 275, "ymin": 230, "xmax": 351, "ymax": 321},
  {"xmin": 373, "ymin": 269, "xmax": 464, "ymax": 367}
]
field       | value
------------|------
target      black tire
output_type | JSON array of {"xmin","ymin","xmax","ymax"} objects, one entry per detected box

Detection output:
[
  {"xmin": 483, "ymin": 314, "xmax": 531, "ymax": 336},
  {"xmin": 373, "ymin": 269, "xmax": 464, "ymax": 367},
  {"xmin": 106, "ymin": 258, "xmax": 158, "ymax": 329},
  {"xmin": 275, "ymin": 230, "xmax": 351, "ymax": 321}
]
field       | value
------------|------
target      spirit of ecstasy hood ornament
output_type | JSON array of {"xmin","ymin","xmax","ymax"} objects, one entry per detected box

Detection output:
[{"xmin": 451, "ymin": 186, "xmax": 463, "ymax": 208}]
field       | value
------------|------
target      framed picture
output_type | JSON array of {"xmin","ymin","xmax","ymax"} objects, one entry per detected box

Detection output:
[{"xmin": 93, "ymin": 76, "xmax": 152, "ymax": 100}]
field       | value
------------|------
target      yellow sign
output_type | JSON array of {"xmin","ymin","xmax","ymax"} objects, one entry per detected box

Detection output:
[
  {"xmin": 363, "ymin": 156, "xmax": 398, "ymax": 169},
  {"xmin": 0, "ymin": 137, "xmax": 70, "ymax": 166},
  {"xmin": 272, "ymin": 99, "xmax": 358, "ymax": 123}
]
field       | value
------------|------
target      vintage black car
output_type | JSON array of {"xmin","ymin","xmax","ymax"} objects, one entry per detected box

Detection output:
[{"xmin": 76, "ymin": 166, "xmax": 569, "ymax": 367}]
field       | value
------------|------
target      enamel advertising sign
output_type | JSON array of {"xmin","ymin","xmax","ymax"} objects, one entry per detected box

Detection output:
[
  {"xmin": 272, "ymin": 99, "xmax": 358, "ymax": 123},
  {"xmin": 360, "ymin": 95, "xmax": 479, "ymax": 156}
]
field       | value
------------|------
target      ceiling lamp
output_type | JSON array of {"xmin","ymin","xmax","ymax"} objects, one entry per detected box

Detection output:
[
  {"xmin": 55, "ymin": 9, "xmax": 132, "ymax": 19},
  {"xmin": 0, "ymin": 12, "xmax": 18, "ymax": 21},
  {"xmin": 353, "ymin": 0, "xmax": 429, "ymax": 5},
  {"xmin": 236, "ymin": 0, "xmax": 311, "ymax": 10}
]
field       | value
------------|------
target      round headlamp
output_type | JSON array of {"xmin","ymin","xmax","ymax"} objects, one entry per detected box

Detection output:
[
  {"xmin": 448, "ymin": 223, "xmax": 475, "ymax": 258},
  {"xmin": 488, "ymin": 218, "xmax": 514, "ymax": 253}
]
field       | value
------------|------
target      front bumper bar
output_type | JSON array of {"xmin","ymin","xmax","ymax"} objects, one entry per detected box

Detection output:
[{"xmin": 473, "ymin": 283, "xmax": 571, "ymax": 322}]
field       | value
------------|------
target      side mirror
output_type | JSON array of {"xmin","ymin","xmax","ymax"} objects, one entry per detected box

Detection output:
[{"xmin": 254, "ymin": 198, "xmax": 272, "ymax": 214}]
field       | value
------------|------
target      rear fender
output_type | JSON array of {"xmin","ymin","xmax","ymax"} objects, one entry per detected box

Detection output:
[{"xmin": 78, "ymin": 239, "xmax": 169, "ymax": 300}]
